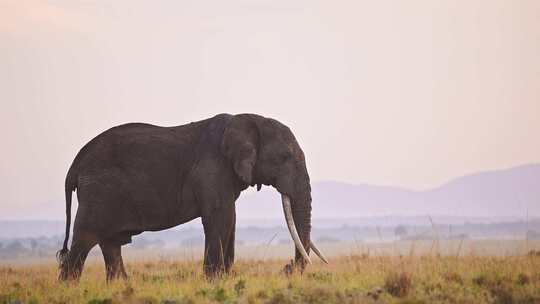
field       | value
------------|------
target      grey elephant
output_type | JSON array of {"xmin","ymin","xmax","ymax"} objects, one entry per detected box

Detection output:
[{"xmin": 57, "ymin": 113, "xmax": 327, "ymax": 281}]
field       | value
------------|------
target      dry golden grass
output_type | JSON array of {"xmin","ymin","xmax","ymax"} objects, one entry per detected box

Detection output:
[{"xmin": 1, "ymin": 253, "xmax": 539, "ymax": 304}]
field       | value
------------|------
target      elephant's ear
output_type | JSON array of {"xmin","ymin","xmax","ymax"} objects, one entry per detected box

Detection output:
[{"xmin": 221, "ymin": 115, "xmax": 259, "ymax": 185}]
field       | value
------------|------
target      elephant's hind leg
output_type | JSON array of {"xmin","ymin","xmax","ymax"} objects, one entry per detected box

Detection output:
[
  {"xmin": 99, "ymin": 241, "xmax": 128, "ymax": 282},
  {"xmin": 59, "ymin": 231, "xmax": 98, "ymax": 281}
]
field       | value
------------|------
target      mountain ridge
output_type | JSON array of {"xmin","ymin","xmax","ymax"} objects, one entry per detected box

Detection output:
[{"xmin": 236, "ymin": 163, "xmax": 540, "ymax": 218}]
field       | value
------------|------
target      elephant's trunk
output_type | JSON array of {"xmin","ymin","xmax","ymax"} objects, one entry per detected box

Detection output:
[
  {"xmin": 281, "ymin": 194, "xmax": 311, "ymax": 263},
  {"xmin": 281, "ymin": 188, "xmax": 328, "ymax": 265},
  {"xmin": 290, "ymin": 191, "xmax": 312, "ymax": 266},
  {"xmin": 277, "ymin": 160, "xmax": 327, "ymax": 265}
]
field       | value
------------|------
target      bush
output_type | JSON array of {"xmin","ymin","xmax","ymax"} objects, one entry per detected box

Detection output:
[
  {"xmin": 384, "ymin": 271, "xmax": 412, "ymax": 298},
  {"xmin": 517, "ymin": 273, "xmax": 530, "ymax": 286},
  {"xmin": 234, "ymin": 279, "xmax": 247, "ymax": 296},
  {"xmin": 443, "ymin": 272, "xmax": 463, "ymax": 285}
]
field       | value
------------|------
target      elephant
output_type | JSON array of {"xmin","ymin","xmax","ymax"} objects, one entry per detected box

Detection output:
[{"xmin": 57, "ymin": 113, "xmax": 327, "ymax": 281}]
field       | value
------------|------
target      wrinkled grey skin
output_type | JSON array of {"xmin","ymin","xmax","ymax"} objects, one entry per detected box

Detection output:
[{"xmin": 58, "ymin": 114, "xmax": 312, "ymax": 281}]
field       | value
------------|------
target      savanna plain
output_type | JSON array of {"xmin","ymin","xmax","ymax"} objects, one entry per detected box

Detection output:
[{"xmin": 1, "ymin": 241, "xmax": 540, "ymax": 304}]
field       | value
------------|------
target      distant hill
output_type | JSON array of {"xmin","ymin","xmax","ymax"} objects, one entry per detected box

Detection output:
[{"xmin": 236, "ymin": 164, "xmax": 540, "ymax": 219}]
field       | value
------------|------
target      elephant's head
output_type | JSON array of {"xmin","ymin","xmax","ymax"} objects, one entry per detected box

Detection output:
[{"xmin": 221, "ymin": 114, "xmax": 327, "ymax": 267}]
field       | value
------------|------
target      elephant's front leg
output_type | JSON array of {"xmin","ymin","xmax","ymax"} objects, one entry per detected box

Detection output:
[
  {"xmin": 224, "ymin": 207, "xmax": 235, "ymax": 272},
  {"xmin": 202, "ymin": 204, "xmax": 236, "ymax": 277}
]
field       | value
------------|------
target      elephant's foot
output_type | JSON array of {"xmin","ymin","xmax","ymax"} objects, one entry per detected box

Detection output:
[
  {"xmin": 58, "ymin": 231, "xmax": 98, "ymax": 282},
  {"xmin": 106, "ymin": 269, "xmax": 128, "ymax": 282},
  {"xmin": 100, "ymin": 241, "xmax": 128, "ymax": 282},
  {"xmin": 203, "ymin": 263, "xmax": 230, "ymax": 280},
  {"xmin": 58, "ymin": 259, "xmax": 85, "ymax": 282}
]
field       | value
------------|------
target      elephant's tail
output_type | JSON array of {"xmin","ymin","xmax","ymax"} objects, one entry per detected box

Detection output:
[{"xmin": 57, "ymin": 164, "xmax": 77, "ymax": 263}]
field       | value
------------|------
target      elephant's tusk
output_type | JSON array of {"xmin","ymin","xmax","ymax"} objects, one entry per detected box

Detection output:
[
  {"xmin": 281, "ymin": 194, "xmax": 311, "ymax": 264},
  {"xmin": 310, "ymin": 241, "xmax": 329, "ymax": 264}
]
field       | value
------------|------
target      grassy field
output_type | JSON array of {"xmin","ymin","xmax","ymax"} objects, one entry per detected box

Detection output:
[{"xmin": 1, "ymin": 247, "xmax": 540, "ymax": 304}]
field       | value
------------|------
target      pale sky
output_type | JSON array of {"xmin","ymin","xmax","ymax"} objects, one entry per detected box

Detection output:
[{"xmin": 1, "ymin": 0, "xmax": 539, "ymax": 219}]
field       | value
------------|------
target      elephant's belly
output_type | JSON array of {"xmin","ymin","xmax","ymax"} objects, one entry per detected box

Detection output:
[
  {"xmin": 75, "ymin": 170, "xmax": 201, "ymax": 236},
  {"xmin": 162, "ymin": 178, "xmax": 202, "ymax": 229},
  {"xmin": 121, "ymin": 180, "xmax": 201, "ymax": 232}
]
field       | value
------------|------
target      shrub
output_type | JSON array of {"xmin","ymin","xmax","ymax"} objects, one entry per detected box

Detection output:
[
  {"xmin": 307, "ymin": 271, "xmax": 333, "ymax": 282},
  {"xmin": 517, "ymin": 273, "xmax": 530, "ymax": 286},
  {"xmin": 443, "ymin": 272, "xmax": 463, "ymax": 285},
  {"xmin": 234, "ymin": 279, "xmax": 247, "ymax": 296},
  {"xmin": 384, "ymin": 271, "xmax": 412, "ymax": 298},
  {"xmin": 473, "ymin": 274, "xmax": 488, "ymax": 286}
]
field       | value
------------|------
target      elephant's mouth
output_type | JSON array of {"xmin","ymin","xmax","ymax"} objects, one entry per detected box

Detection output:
[{"xmin": 280, "ymin": 193, "xmax": 328, "ymax": 264}]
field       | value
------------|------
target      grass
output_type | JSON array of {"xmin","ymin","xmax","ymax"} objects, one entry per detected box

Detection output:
[{"xmin": 1, "ymin": 254, "xmax": 539, "ymax": 303}]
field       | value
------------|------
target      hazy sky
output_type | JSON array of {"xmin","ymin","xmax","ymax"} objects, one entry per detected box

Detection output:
[{"xmin": 1, "ymin": 1, "xmax": 539, "ymax": 219}]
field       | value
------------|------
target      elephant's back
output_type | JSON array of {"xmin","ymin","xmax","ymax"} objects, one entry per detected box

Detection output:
[
  {"xmin": 71, "ymin": 123, "xmax": 162, "ymax": 167},
  {"xmin": 70, "ymin": 116, "xmax": 225, "ymax": 178},
  {"xmin": 74, "ymin": 122, "xmax": 197, "ymax": 173}
]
